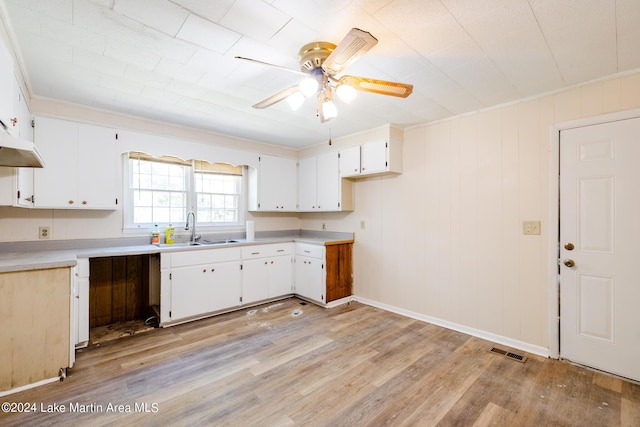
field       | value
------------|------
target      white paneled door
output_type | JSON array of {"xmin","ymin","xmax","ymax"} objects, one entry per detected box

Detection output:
[{"xmin": 560, "ymin": 117, "xmax": 640, "ymax": 382}]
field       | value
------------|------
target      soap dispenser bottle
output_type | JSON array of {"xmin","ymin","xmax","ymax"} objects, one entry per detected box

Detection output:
[
  {"xmin": 165, "ymin": 224, "xmax": 175, "ymax": 244},
  {"xmin": 151, "ymin": 224, "xmax": 160, "ymax": 244}
]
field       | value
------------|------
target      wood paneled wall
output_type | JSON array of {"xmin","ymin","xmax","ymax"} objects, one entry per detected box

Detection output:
[
  {"xmin": 89, "ymin": 255, "xmax": 150, "ymax": 328},
  {"xmin": 301, "ymin": 72, "xmax": 640, "ymax": 352}
]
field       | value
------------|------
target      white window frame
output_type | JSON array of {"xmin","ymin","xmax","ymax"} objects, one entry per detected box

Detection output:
[
  {"xmin": 194, "ymin": 169, "xmax": 243, "ymax": 226},
  {"xmin": 123, "ymin": 154, "xmax": 246, "ymax": 232}
]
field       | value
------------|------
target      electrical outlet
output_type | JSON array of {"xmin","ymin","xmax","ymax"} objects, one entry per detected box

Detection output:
[
  {"xmin": 39, "ymin": 226, "xmax": 50, "ymax": 239},
  {"xmin": 360, "ymin": 220, "xmax": 366, "ymax": 229},
  {"xmin": 322, "ymin": 223, "xmax": 326, "ymax": 230},
  {"xmin": 522, "ymin": 221, "xmax": 540, "ymax": 235}
]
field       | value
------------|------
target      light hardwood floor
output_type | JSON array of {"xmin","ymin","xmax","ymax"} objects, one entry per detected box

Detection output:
[{"xmin": 2, "ymin": 298, "xmax": 639, "ymax": 426}]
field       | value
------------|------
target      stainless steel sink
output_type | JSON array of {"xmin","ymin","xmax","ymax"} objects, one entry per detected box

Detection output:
[
  {"xmin": 197, "ymin": 239, "xmax": 239, "ymax": 245},
  {"xmin": 155, "ymin": 242, "xmax": 202, "ymax": 247},
  {"xmin": 155, "ymin": 239, "xmax": 239, "ymax": 248}
]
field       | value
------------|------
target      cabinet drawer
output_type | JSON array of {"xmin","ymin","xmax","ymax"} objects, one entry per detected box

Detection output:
[
  {"xmin": 242, "ymin": 243, "xmax": 292, "ymax": 259},
  {"xmin": 170, "ymin": 247, "xmax": 241, "ymax": 268},
  {"xmin": 295, "ymin": 243, "xmax": 324, "ymax": 259}
]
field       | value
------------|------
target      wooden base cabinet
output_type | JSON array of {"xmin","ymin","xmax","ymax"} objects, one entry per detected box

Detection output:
[
  {"xmin": 325, "ymin": 243, "xmax": 353, "ymax": 302},
  {"xmin": 294, "ymin": 242, "xmax": 353, "ymax": 305},
  {"xmin": 0, "ymin": 267, "xmax": 72, "ymax": 394}
]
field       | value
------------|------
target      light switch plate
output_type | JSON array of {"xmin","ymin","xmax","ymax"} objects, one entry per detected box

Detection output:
[{"xmin": 522, "ymin": 221, "xmax": 540, "ymax": 235}]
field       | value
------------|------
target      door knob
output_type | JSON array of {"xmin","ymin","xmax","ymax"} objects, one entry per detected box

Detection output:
[
  {"xmin": 564, "ymin": 242, "xmax": 575, "ymax": 250},
  {"xmin": 563, "ymin": 259, "xmax": 575, "ymax": 267}
]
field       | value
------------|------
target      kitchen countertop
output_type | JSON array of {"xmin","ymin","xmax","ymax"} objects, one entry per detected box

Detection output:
[{"xmin": 0, "ymin": 230, "xmax": 354, "ymax": 274}]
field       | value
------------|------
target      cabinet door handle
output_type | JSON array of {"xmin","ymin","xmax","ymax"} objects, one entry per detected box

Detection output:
[
  {"xmin": 203, "ymin": 269, "xmax": 207, "ymax": 273},
  {"xmin": 82, "ymin": 201, "xmax": 88, "ymax": 205},
  {"xmin": 211, "ymin": 268, "xmax": 215, "ymax": 272},
  {"xmin": 251, "ymin": 252, "xmax": 260, "ymax": 255},
  {"xmin": 304, "ymin": 250, "xmax": 311, "ymax": 253},
  {"xmin": 68, "ymin": 200, "xmax": 74, "ymax": 204},
  {"xmin": 277, "ymin": 249, "xmax": 284, "ymax": 252},
  {"xmin": 264, "ymin": 261, "xmax": 268, "ymax": 265}
]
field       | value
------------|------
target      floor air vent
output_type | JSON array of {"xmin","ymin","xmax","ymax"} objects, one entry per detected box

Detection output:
[{"xmin": 490, "ymin": 347, "xmax": 527, "ymax": 363}]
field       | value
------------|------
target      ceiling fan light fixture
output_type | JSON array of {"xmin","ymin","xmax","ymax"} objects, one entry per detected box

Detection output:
[
  {"xmin": 243, "ymin": 28, "xmax": 413, "ymax": 121},
  {"xmin": 286, "ymin": 91, "xmax": 305, "ymax": 110},
  {"xmin": 322, "ymin": 99, "xmax": 337, "ymax": 120},
  {"xmin": 319, "ymin": 94, "xmax": 337, "ymax": 121},
  {"xmin": 336, "ymin": 83, "xmax": 357, "ymax": 103},
  {"xmin": 299, "ymin": 77, "xmax": 318, "ymax": 97}
]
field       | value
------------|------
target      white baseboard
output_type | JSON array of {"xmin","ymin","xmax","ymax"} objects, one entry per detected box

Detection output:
[{"xmin": 355, "ymin": 296, "xmax": 550, "ymax": 358}]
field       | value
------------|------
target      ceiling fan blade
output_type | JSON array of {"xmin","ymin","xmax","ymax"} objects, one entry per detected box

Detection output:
[
  {"xmin": 252, "ymin": 85, "xmax": 300, "ymax": 109},
  {"xmin": 235, "ymin": 56, "xmax": 308, "ymax": 77},
  {"xmin": 339, "ymin": 75, "xmax": 413, "ymax": 98},
  {"xmin": 322, "ymin": 28, "xmax": 378, "ymax": 75}
]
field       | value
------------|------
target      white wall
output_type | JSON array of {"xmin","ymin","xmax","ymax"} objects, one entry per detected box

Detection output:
[
  {"xmin": 0, "ymin": 16, "xmax": 303, "ymax": 242},
  {"xmin": 300, "ymin": 70, "xmax": 640, "ymax": 351},
  {"xmin": 0, "ymin": 99, "xmax": 301, "ymax": 242}
]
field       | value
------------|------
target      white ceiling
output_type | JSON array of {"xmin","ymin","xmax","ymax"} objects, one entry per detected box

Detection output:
[{"xmin": 2, "ymin": 0, "xmax": 639, "ymax": 149}]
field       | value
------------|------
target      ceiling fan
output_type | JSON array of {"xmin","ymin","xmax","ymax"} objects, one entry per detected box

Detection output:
[{"xmin": 235, "ymin": 28, "xmax": 414, "ymax": 123}]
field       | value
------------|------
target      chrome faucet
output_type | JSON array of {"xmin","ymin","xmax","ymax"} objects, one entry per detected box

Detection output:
[{"xmin": 185, "ymin": 211, "xmax": 199, "ymax": 243}]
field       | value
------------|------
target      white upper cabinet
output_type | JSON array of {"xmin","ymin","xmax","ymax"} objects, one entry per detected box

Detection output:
[
  {"xmin": 0, "ymin": 76, "xmax": 35, "ymax": 207},
  {"xmin": 0, "ymin": 41, "xmax": 14, "ymax": 130},
  {"xmin": 248, "ymin": 154, "xmax": 297, "ymax": 212},
  {"xmin": 33, "ymin": 116, "xmax": 119, "ymax": 209},
  {"xmin": 297, "ymin": 156, "xmax": 316, "ymax": 211},
  {"xmin": 360, "ymin": 139, "xmax": 389, "ymax": 175},
  {"xmin": 298, "ymin": 152, "xmax": 353, "ymax": 212},
  {"xmin": 338, "ymin": 145, "xmax": 361, "ymax": 177},
  {"xmin": 77, "ymin": 124, "xmax": 119, "ymax": 208},
  {"xmin": 339, "ymin": 138, "xmax": 403, "ymax": 178}
]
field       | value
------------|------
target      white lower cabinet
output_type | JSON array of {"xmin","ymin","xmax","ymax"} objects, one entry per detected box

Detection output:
[
  {"xmin": 170, "ymin": 260, "xmax": 241, "ymax": 320},
  {"xmin": 294, "ymin": 243, "xmax": 325, "ymax": 304},
  {"xmin": 241, "ymin": 243, "xmax": 293, "ymax": 305},
  {"xmin": 159, "ymin": 242, "xmax": 334, "ymax": 326},
  {"xmin": 161, "ymin": 247, "xmax": 242, "ymax": 324},
  {"xmin": 74, "ymin": 258, "xmax": 90, "ymax": 348},
  {"xmin": 241, "ymin": 258, "xmax": 271, "ymax": 303}
]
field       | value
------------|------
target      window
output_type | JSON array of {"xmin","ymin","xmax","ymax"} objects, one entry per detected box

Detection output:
[
  {"xmin": 194, "ymin": 161, "xmax": 242, "ymax": 225},
  {"xmin": 125, "ymin": 153, "xmax": 244, "ymax": 230}
]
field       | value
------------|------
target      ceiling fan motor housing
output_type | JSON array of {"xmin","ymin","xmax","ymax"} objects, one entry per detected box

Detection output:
[{"xmin": 298, "ymin": 42, "xmax": 336, "ymax": 72}]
